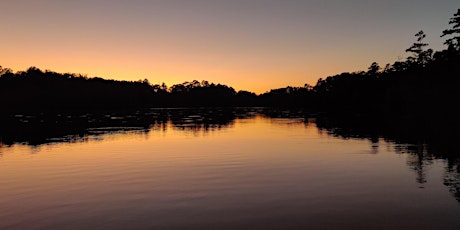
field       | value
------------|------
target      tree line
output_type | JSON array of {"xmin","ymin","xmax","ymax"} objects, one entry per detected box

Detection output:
[{"xmin": 1, "ymin": 9, "xmax": 459, "ymax": 118}]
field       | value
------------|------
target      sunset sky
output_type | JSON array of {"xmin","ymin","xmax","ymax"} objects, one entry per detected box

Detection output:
[{"xmin": 2, "ymin": 0, "xmax": 459, "ymax": 94}]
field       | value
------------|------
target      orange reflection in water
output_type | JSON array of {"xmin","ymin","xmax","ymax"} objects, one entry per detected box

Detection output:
[{"xmin": 0, "ymin": 115, "xmax": 459, "ymax": 229}]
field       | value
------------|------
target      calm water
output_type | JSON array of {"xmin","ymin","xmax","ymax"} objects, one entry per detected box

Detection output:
[{"xmin": 1, "ymin": 109, "xmax": 460, "ymax": 229}]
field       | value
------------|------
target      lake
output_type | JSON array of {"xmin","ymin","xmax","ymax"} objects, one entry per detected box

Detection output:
[{"xmin": 1, "ymin": 108, "xmax": 459, "ymax": 229}]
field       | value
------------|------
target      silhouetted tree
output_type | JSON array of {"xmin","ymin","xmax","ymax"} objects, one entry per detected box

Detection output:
[
  {"xmin": 161, "ymin": 82, "xmax": 168, "ymax": 91},
  {"xmin": 405, "ymin": 30, "xmax": 433, "ymax": 66},
  {"xmin": 441, "ymin": 9, "xmax": 460, "ymax": 51},
  {"xmin": 0, "ymin": 66, "xmax": 12, "ymax": 76},
  {"xmin": 389, "ymin": 61, "xmax": 410, "ymax": 72},
  {"xmin": 367, "ymin": 62, "xmax": 381, "ymax": 76}
]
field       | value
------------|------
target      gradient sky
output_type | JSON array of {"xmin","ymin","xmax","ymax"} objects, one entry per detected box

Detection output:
[{"xmin": 2, "ymin": 0, "xmax": 459, "ymax": 94}]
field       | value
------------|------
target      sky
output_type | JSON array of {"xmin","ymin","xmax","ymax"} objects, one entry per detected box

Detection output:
[{"xmin": 1, "ymin": 0, "xmax": 459, "ymax": 94}]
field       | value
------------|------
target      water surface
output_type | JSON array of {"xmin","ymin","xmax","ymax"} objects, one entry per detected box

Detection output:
[{"xmin": 1, "ymin": 110, "xmax": 459, "ymax": 229}]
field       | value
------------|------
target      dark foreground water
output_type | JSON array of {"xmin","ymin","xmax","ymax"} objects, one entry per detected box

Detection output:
[{"xmin": 1, "ymin": 108, "xmax": 460, "ymax": 229}]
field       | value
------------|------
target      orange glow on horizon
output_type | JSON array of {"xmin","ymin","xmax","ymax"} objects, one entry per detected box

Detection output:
[
  {"xmin": 2, "ymin": 56, "xmax": 370, "ymax": 95},
  {"xmin": 2, "ymin": 1, "xmax": 456, "ymax": 95}
]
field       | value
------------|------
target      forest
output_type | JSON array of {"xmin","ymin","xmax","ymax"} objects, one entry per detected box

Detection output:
[{"xmin": 1, "ymin": 9, "xmax": 459, "ymax": 125}]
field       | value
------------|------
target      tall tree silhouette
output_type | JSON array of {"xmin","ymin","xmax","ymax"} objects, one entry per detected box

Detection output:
[
  {"xmin": 441, "ymin": 9, "xmax": 460, "ymax": 51},
  {"xmin": 405, "ymin": 30, "xmax": 432, "ymax": 66}
]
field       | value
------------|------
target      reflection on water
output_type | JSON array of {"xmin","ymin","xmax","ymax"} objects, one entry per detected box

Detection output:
[
  {"xmin": 0, "ymin": 108, "xmax": 247, "ymax": 146},
  {"xmin": 1, "ymin": 108, "xmax": 460, "ymax": 229},
  {"xmin": 313, "ymin": 113, "xmax": 460, "ymax": 204}
]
